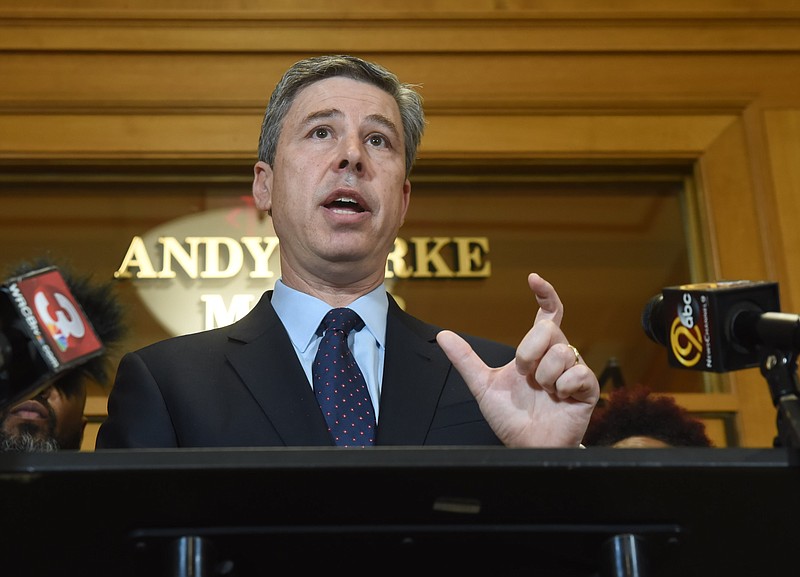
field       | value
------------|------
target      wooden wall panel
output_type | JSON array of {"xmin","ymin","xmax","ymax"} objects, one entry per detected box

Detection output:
[
  {"xmin": 764, "ymin": 110, "xmax": 800, "ymax": 314},
  {"xmin": 4, "ymin": 54, "xmax": 800, "ymax": 109}
]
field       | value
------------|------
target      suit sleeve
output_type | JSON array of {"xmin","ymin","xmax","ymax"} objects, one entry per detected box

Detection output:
[{"xmin": 95, "ymin": 351, "xmax": 178, "ymax": 449}]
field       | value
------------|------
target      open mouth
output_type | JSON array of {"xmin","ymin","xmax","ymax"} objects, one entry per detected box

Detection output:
[{"xmin": 326, "ymin": 197, "xmax": 366, "ymax": 213}]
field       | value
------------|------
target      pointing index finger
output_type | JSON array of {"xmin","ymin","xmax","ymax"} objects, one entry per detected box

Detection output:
[{"xmin": 529, "ymin": 273, "xmax": 564, "ymax": 326}]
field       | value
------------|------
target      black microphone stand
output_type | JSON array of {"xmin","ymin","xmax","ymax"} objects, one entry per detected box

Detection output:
[{"xmin": 758, "ymin": 344, "xmax": 800, "ymax": 457}]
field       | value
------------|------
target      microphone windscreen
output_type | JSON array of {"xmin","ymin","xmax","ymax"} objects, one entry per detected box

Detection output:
[{"xmin": 641, "ymin": 293, "xmax": 666, "ymax": 346}]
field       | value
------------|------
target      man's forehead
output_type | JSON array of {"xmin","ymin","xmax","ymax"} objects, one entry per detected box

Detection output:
[{"xmin": 290, "ymin": 76, "xmax": 401, "ymax": 123}]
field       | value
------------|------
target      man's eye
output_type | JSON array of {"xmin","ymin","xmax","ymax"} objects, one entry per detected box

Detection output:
[
  {"xmin": 313, "ymin": 128, "xmax": 330, "ymax": 139},
  {"xmin": 368, "ymin": 134, "xmax": 387, "ymax": 147}
]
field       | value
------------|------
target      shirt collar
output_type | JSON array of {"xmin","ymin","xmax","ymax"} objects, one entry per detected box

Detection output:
[{"xmin": 271, "ymin": 279, "xmax": 388, "ymax": 353}]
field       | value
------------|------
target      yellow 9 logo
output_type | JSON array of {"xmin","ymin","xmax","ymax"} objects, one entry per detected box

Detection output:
[{"xmin": 669, "ymin": 315, "xmax": 703, "ymax": 367}]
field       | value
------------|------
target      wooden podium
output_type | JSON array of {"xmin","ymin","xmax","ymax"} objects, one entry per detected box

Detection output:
[{"xmin": 1, "ymin": 447, "xmax": 797, "ymax": 577}]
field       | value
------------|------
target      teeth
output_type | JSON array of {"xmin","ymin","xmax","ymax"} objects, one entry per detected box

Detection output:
[{"xmin": 336, "ymin": 197, "xmax": 356, "ymax": 203}]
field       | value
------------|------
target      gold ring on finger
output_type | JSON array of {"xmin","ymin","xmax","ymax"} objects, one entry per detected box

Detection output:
[{"xmin": 567, "ymin": 344, "xmax": 581, "ymax": 367}]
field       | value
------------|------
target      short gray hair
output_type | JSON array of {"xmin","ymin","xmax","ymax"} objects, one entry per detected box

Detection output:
[{"xmin": 257, "ymin": 55, "xmax": 425, "ymax": 179}]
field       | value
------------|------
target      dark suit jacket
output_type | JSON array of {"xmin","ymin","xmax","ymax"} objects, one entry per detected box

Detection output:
[{"xmin": 96, "ymin": 291, "xmax": 515, "ymax": 448}]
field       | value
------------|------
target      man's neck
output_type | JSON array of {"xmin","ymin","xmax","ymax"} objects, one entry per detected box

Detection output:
[{"xmin": 279, "ymin": 268, "xmax": 386, "ymax": 308}]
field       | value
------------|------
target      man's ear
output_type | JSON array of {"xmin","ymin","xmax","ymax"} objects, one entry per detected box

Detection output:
[
  {"xmin": 252, "ymin": 161, "xmax": 273, "ymax": 212},
  {"xmin": 399, "ymin": 178, "xmax": 412, "ymax": 226}
]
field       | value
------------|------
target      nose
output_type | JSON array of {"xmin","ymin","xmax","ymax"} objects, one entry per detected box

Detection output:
[
  {"xmin": 35, "ymin": 386, "xmax": 55, "ymax": 401},
  {"xmin": 336, "ymin": 136, "xmax": 365, "ymax": 175}
]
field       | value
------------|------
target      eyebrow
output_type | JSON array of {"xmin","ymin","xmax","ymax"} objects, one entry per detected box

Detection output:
[
  {"xmin": 302, "ymin": 109, "xmax": 400, "ymax": 139},
  {"xmin": 365, "ymin": 113, "xmax": 401, "ymax": 140}
]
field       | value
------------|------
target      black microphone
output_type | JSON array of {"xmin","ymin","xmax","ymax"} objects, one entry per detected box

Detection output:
[
  {"xmin": 0, "ymin": 266, "xmax": 105, "ymax": 409},
  {"xmin": 641, "ymin": 280, "xmax": 798, "ymax": 372}
]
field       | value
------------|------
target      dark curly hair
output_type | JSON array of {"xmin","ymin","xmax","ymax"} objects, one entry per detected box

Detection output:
[{"xmin": 582, "ymin": 385, "xmax": 713, "ymax": 447}]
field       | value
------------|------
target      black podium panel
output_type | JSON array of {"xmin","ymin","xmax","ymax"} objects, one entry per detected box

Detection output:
[{"xmin": 0, "ymin": 447, "xmax": 797, "ymax": 577}]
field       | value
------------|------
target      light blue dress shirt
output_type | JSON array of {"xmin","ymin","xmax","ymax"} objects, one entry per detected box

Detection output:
[{"xmin": 270, "ymin": 279, "xmax": 388, "ymax": 422}]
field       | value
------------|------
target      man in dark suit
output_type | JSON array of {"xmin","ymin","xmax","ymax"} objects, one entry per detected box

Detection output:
[{"xmin": 96, "ymin": 55, "xmax": 599, "ymax": 449}]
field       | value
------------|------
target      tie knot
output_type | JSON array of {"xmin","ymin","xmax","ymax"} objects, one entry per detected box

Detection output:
[{"xmin": 320, "ymin": 307, "xmax": 364, "ymax": 335}]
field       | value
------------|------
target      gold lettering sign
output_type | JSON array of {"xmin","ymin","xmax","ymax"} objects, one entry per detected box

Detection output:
[
  {"xmin": 115, "ymin": 235, "xmax": 490, "ymax": 280},
  {"xmin": 114, "ymin": 207, "xmax": 490, "ymax": 336}
]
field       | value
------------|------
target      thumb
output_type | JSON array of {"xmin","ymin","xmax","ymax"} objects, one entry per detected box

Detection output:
[{"xmin": 436, "ymin": 330, "xmax": 489, "ymax": 397}]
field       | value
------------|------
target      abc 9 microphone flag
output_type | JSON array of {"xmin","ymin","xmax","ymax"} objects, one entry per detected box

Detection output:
[{"xmin": 642, "ymin": 280, "xmax": 782, "ymax": 373}]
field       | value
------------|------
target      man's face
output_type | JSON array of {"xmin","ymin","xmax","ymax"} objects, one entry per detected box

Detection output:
[
  {"xmin": 253, "ymin": 76, "xmax": 411, "ymax": 288},
  {"xmin": 0, "ymin": 382, "xmax": 87, "ymax": 451}
]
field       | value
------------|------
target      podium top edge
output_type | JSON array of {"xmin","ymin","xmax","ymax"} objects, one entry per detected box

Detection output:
[{"xmin": 0, "ymin": 446, "xmax": 793, "ymax": 474}]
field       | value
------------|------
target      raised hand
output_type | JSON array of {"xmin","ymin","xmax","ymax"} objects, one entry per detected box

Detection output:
[{"xmin": 436, "ymin": 273, "xmax": 600, "ymax": 447}]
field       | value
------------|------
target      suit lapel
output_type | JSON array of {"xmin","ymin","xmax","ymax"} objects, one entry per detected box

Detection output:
[
  {"xmin": 221, "ymin": 291, "xmax": 454, "ymax": 446},
  {"xmin": 226, "ymin": 292, "xmax": 333, "ymax": 446},
  {"xmin": 376, "ymin": 298, "xmax": 452, "ymax": 445}
]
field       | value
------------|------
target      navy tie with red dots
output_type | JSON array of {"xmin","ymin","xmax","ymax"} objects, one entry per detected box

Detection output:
[{"xmin": 313, "ymin": 308, "xmax": 376, "ymax": 446}]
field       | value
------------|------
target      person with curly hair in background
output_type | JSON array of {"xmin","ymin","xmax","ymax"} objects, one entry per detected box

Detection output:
[{"xmin": 582, "ymin": 385, "xmax": 713, "ymax": 448}]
